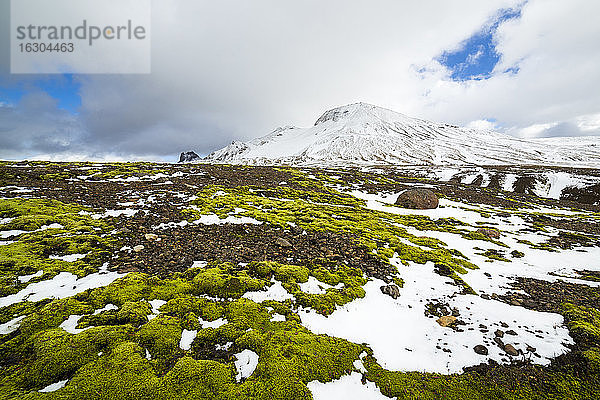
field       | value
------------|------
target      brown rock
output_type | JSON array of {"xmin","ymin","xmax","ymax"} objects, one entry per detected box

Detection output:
[
  {"xmin": 504, "ymin": 344, "xmax": 519, "ymax": 356},
  {"xmin": 473, "ymin": 345, "xmax": 488, "ymax": 355},
  {"xmin": 476, "ymin": 228, "xmax": 501, "ymax": 239},
  {"xmin": 436, "ymin": 315, "xmax": 457, "ymax": 327},
  {"xmin": 395, "ymin": 189, "xmax": 439, "ymax": 210}
]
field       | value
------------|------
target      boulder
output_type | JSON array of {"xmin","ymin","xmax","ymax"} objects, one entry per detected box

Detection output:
[
  {"xmin": 436, "ymin": 315, "xmax": 457, "ymax": 327},
  {"xmin": 473, "ymin": 345, "xmax": 488, "ymax": 355},
  {"xmin": 395, "ymin": 189, "xmax": 439, "ymax": 209},
  {"xmin": 380, "ymin": 284, "xmax": 401, "ymax": 299},
  {"xmin": 504, "ymin": 344, "xmax": 519, "ymax": 356}
]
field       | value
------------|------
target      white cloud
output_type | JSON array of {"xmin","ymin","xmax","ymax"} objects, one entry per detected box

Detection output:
[
  {"xmin": 465, "ymin": 47, "xmax": 485, "ymax": 66},
  {"xmin": 414, "ymin": 0, "xmax": 600, "ymax": 134},
  {"xmin": 73, "ymin": 0, "xmax": 524, "ymax": 157},
  {"xmin": 1, "ymin": 0, "xmax": 599, "ymax": 160},
  {"xmin": 466, "ymin": 119, "xmax": 497, "ymax": 131},
  {"xmin": 576, "ymin": 113, "xmax": 600, "ymax": 133},
  {"xmin": 514, "ymin": 122, "xmax": 559, "ymax": 138}
]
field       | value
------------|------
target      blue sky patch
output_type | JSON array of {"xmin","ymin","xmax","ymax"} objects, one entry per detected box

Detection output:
[
  {"xmin": 437, "ymin": 6, "xmax": 524, "ymax": 81},
  {"xmin": 0, "ymin": 74, "xmax": 82, "ymax": 113}
]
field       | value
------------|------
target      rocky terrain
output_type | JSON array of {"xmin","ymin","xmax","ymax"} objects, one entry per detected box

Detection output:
[{"xmin": 0, "ymin": 160, "xmax": 599, "ymax": 399}]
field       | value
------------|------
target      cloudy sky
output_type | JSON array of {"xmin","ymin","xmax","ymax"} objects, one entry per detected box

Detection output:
[{"xmin": 1, "ymin": 0, "xmax": 599, "ymax": 161}]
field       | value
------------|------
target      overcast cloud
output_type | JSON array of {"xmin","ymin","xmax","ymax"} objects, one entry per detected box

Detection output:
[{"xmin": 1, "ymin": 0, "xmax": 599, "ymax": 161}]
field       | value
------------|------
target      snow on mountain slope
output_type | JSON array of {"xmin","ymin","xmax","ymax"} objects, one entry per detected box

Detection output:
[{"xmin": 203, "ymin": 103, "xmax": 600, "ymax": 167}]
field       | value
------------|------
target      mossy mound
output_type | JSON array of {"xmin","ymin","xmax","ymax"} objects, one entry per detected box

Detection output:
[
  {"xmin": 0, "ymin": 262, "xmax": 365, "ymax": 399},
  {"xmin": 0, "ymin": 199, "xmax": 116, "ymax": 298}
]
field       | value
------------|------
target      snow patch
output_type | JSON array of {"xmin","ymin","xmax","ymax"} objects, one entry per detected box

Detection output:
[
  {"xmin": 242, "ymin": 279, "xmax": 294, "ymax": 303},
  {"xmin": 0, "ymin": 316, "xmax": 26, "ymax": 334},
  {"xmin": 179, "ymin": 329, "xmax": 197, "ymax": 350},
  {"xmin": 39, "ymin": 379, "xmax": 68, "ymax": 392},
  {"xmin": 234, "ymin": 349, "xmax": 259, "ymax": 382},
  {"xmin": 308, "ymin": 372, "xmax": 388, "ymax": 400},
  {"xmin": 0, "ymin": 263, "xmax": 123, "ymax": 308}
]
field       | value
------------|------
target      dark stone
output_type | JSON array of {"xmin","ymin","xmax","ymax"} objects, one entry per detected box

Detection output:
[
  {"xmin": 473, "ymin": 345, "xmax": 488, "ymax": 355},
  {"xmin": 506, "ymin": 330, "xmax": 517, "ymax": 336},
  {"xmin": 494, "ymin": 329, "xmax": 504, "ymax": 338},
  {"xmin": 179, "ymin": 151, "xmax": 200, "ymax": 163},
  {"xmin": 395, "ymin": 188, "xmax": 439, "ymax": 210},
  {"xmin": 476, "ymin": 227, "xmax": 501, "ymax": 239},
  {"xmin": 380, "ymin": 284, "xmax": 401, "ymax": 299}
]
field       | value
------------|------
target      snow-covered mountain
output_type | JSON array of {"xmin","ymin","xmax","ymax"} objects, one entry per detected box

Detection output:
[{"xmin": 202, "ymin": 103, "xmax": 600, "ymax": 167}]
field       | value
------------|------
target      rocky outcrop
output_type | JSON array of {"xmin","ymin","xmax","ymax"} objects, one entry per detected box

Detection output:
[
  {"xmin": 179, "ymin": 151, "xmax": 200, "ymax": 163},
  {"xmin": 560, "ymin": 183, "xmax": 600, "ymax": 205}
]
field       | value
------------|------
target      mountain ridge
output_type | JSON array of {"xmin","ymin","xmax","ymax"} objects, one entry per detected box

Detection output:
[{"xmin": 199, "ymin": 103, "xmax": 600, "ymax": 167}]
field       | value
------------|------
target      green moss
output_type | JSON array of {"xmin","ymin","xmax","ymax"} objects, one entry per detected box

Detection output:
[
  {"xmin": 0, "ymin": 198, "xmax": 116, "ymax": 297},
  {"xmin": 138, "ymin": 315, "xmax": 184, "ymax": 371},
  {"xmin": 583, "ymin": 347, "xmax": 600, "ymax": 373},
  {"xmin": 161, "ymin": 296, "xmax": 224, "ymax": 322},
  {"xmin": 0, "ymin": 264, "xmax": 367, "ymax": 399},
  {"xmin": 362, "ymin": 355, "xmax": 599, "ymax": 400},
  {"xmin": 562, "ymin": 304, "xmax": 600, "ymax": 343},
  {"xmin": 79, "ymin": 301, "xmax": 152, "ymax": 328},
  {"xmin": 290, "ymin": 266, "xmax": 366, "ymax": 315},
  {"xmin": 18, "ymin": 298, "xmax": 94, "ymax": 336},
  {"xmin": 273, "ymin": 265, "xmax": 309, "ymax": 284},
  {"xmin": 191, "ymin": 265, "xmax": 267, "ymax": 298},
  {"xmin": 55, "ymin": 342, "xmax": 163, "ymax": 399},
  {"xmin": 161, "ymin": 357, "xmax": 234, "ymax": 399},
  {"xmin": 478, "ymin": 249, "xmax": 511, "ymax": 263},
  {"xmin": 34, "ymin": 162, "xmax": 169, "ymax": 182}
]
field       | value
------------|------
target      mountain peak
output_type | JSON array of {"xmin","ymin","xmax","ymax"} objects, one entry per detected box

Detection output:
[
  {"xmin": 314, "ymin": 102, "xmax": 412, "ymax": 126},
  {"xmin": 203, "ymin": 103, "xmax": 600, "ymax": 167}
]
